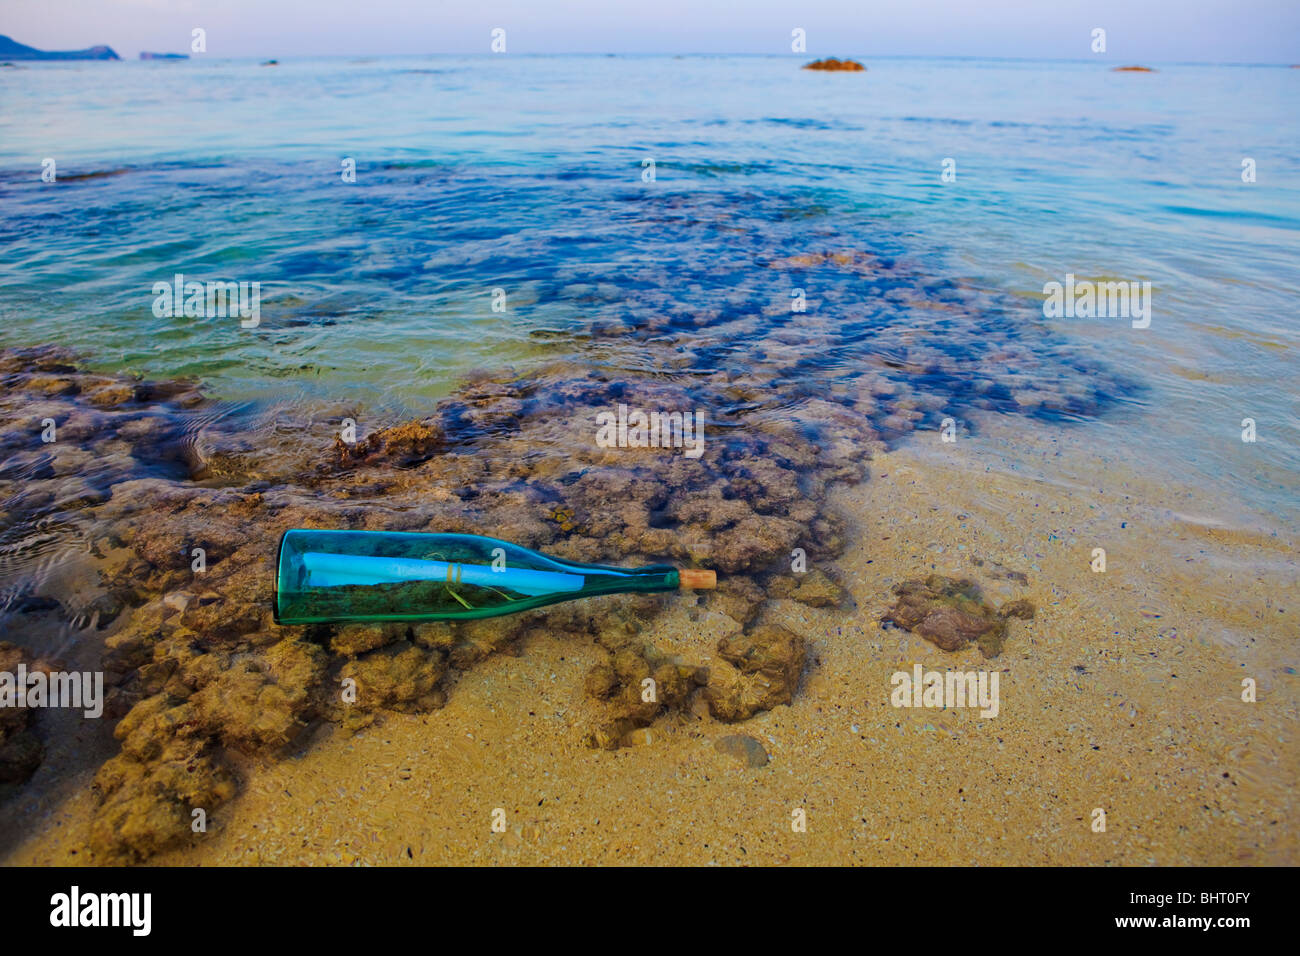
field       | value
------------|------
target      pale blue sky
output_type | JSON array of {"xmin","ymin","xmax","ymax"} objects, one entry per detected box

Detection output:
[{"xmin": 5, "ymin": 0, "xmax": 1298, "ymax": 62}]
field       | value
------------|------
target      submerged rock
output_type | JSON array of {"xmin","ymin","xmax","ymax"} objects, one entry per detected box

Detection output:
[
  {"xmin": 91, "ymin": 738, "xmax": 237, "ymax": 862},
  {"xmin": 705, "ymin": 624, "xmax": 805, "ymax": 721},
  {"xmin": 333, "ymin": 420, "xmax": 443, "ymax": 469},
  {"xmin": 188, "ymin": 640, "xmax": 327, "ymax": 751},
  {"xmin": 715, "ymin": 733, "xmax": 769, "ymax": 768},
  {"xmin": 0, "ymin": 643, "xmax": 46, "ymax": 784},
  {"xmin": 338, "ymin": 642, "xmax": 447, "ymax": 721},
  {"xmin": 883, "ymin": 575, "xmax": 1035, "ymax": 659},
  {"xmin": 583, "ymin": 619, "xmax": 711, "ymax": 749},
  {"xmin": 999, "ymin": 598, "xmax": 1036, "ymax": 622},
  {"xmin": 329, "ymin": 622, "xmax": 405, "ymax": 657},
  {"xmin": 702, "ymin": 574, "xmax": 766, "ymax": 626},
  {"xmin": 767, "ymin": 568, "xmax": 847, "ymax": 608}
]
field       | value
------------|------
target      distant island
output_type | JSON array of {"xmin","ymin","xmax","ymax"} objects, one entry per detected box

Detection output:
[
  {"xmin": 0, "ymin": 34, "xmax": 119, "ymax": 60},
  {"xmin": 140, "ymin": 51, "xmax": 188, "ymax": 61}
]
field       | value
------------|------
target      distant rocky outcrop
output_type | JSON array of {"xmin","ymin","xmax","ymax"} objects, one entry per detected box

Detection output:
[
  {"xmin": 0, "ymin": 34, "xmax": 119, "ymax": 60},
  {"xmin": 139, "ymin": 51, "xmax": 188, "ymax": 61},
  {"xmin": 803, "ymin": 57, "xmax": 865, "ymax": 72}
]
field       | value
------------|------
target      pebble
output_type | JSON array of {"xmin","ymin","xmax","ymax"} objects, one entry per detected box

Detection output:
[{"xmin": 714, "ymin": 734, "xmax": 769, "ymax": 768}]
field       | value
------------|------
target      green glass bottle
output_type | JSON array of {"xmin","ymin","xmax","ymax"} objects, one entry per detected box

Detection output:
[{"xmin": 273, "ymin": 529, "xmax": 717, "ymax": 625}]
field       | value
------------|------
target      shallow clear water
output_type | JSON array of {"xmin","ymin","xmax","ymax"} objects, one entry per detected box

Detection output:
[{"xmin": 1, "ymin": 55, "xmax": 1297, "ymax": 517}]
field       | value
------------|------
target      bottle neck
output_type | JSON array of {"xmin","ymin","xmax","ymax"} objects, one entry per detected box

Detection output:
[{"xmin": 577, "ymin": 565, "xmax": 679, "ymax": 596}]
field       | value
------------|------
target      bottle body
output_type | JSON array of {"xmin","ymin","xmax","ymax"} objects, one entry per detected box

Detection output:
[{"xmin": 274, "ymin": 529, "xmax": 681, "ymax": 625}]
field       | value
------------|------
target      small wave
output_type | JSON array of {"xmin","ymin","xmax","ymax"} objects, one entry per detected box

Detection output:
[{"xmin": 1160, "ymin": 205, "xmax": 1300, "ymax": 227}]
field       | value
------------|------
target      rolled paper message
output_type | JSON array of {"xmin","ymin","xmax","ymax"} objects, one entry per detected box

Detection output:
[{"xmin": 300, "ymin": 551, "xmax": 586, "ymax": 597}]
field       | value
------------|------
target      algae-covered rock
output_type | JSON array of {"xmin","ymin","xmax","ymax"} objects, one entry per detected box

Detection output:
[
  {"xmin": 0, "ymin": 728, "xmax": 44, "ymax": 785},
  {"xmin": 702, "ymin": 573, "xmax": 765, "ymax": 627},
  {"xmin": 330, "ymin": 622, "xmax": 406, "ymax": 657},
  {"xmin": 883, "ymin": 575, "xmax": 1034, "ymax": 659},
  {"xmin": 90, "ymin": 683, "xmax": 243, "ymax": 861},
  {"xmin": 85, "ymin": 382, "xmax": 136, "ymax": 407},
  {"xmin": 583, "ymin": 662, "xmax": 619, "ymax": 699},
  {"xmin": 188, "ymin": 640, "xmax": 327, "ymax": 751},
  {"xmin": 339, "ymin": 641, "xmax": 447, "ymax": 715},
  {"xmin": 90, "ymin": 738, "xmax": 237, "ymax": 862},
  {"xmin": 411, "ymin": 620, "xmax": 456, "ymax": 651},
  {"xmin": 448, "ymin": 617, "xmax": 525, "ymax": 668},
  {"xmin": 999, "ymin": 598, "xmax": 1036, "ymax": 621},
  {"xmin": 178, "ymin": 591, "xmax": 264, "ymax": 642},
  {"xmin": 706, "ymin": 624, "xmax": 805, "ymax": 721},
  {"xmin": 583, "ymin": 635, "xmax": 709, "ymax": 749},
  {"xmin": 0, "ymin": 643, "xmax": 47, "ymax": 784},
  {"xmin": 334, "ymin": 420, "xmax": 443, "ymax": 468},
  {"xmin": 767, "ymin": 568, "xmax": 847, "ymax": 608}
]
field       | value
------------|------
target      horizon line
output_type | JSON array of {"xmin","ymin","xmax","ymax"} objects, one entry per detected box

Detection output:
[{"xmin": 18, "ymin": 51, "xmax": 1300, "ymax": 68}]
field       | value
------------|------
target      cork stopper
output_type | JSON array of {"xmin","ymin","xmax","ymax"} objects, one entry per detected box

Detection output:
[{"xmin": 678, "ymin": 568, "xmax": 717, "ymax": 590}]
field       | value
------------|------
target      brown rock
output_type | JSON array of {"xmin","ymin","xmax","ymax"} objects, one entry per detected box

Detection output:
[
  {"xmin": 584, "ymin": 663, "xmax": 618, "ymax": 699},
  {"xmin": 0, "ymin": 729, "xmax": 44, "ymax": 784},
  {"xmin": 884, "ymin": 575, "xmax": 1033, "ymax": 659},
  {"xmin": 0, "ymin": 642, "xmax": 46, "ymax": 784},
  {"xmin": 706, "ymin": 624, "xmax": 805, "ymax": 721},
  {"xmin": 768, "ymin": 568, "xmax": 846, "ymax": 608},
  {"xmin": 999, "ymin": 598, "xmax": 1036, "ymax": 621},
  {"xmin": 85, "ymin": 382, "xmax": 136, "ymax": 407},
  {"xmin": 90, "ymin": 738, "xmax": 237, "ymax": 862},
  {"xmin": 715, "ymin": 734, "xmax": 769, "ymax": 768},
  {"xmin": 335, "ymin": 420, "xmax": 443, "ymax": 468},
  {"xmin": 803, "ymin": 57, "xmax": 866, "ymax": 72},
  {"xmin": 340, "ymin": 642, "xmax": 447, "ymax": 714},
  {"xmin": 330, "ymin": 623, "xmax": 405, "ymax": 657}
]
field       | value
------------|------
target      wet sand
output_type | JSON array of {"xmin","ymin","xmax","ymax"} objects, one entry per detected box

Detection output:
[{"xmin": 7, "ymin": 411, "xmax": 1293, "ymax": 866}]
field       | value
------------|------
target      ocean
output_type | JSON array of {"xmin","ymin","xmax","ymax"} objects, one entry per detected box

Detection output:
[{"xmin": 2, "ymin": 55, "xmax": 1297, "ymax": 512}]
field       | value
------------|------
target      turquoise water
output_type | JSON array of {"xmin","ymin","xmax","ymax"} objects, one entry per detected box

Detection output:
[{"xmin": 1, "ymin": 55, "xmax": 1297, "ymax": 517}]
